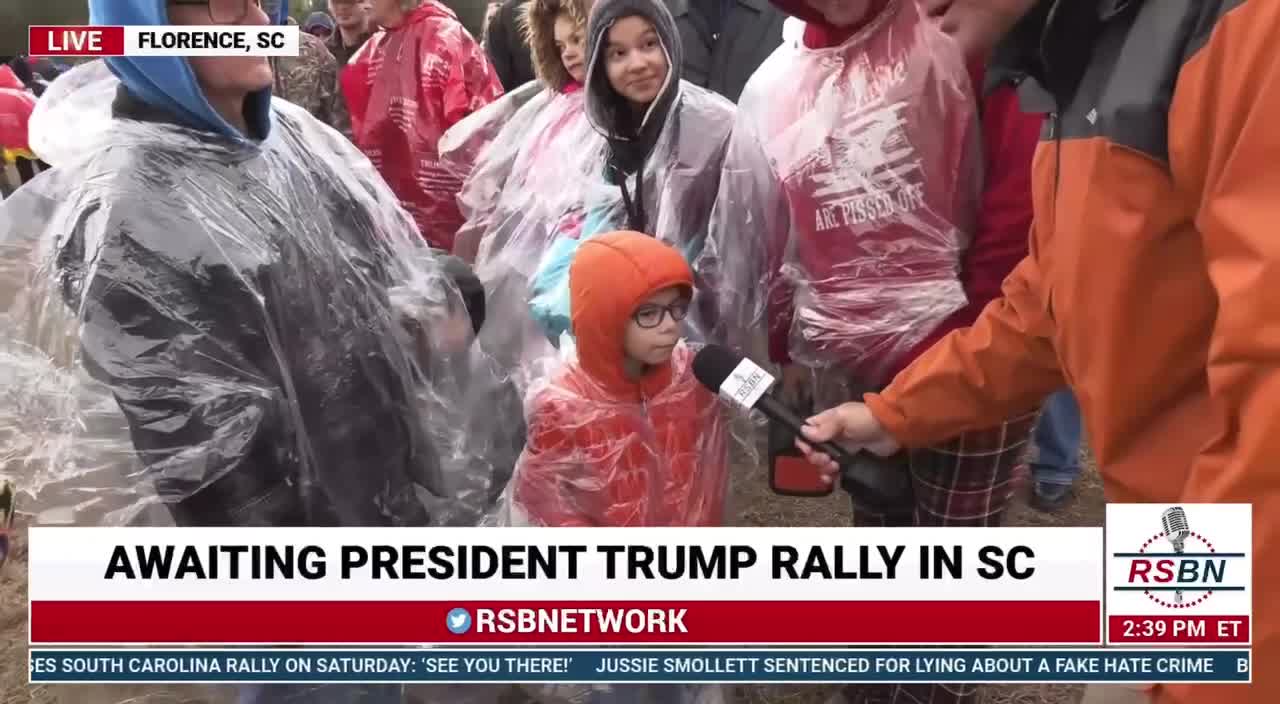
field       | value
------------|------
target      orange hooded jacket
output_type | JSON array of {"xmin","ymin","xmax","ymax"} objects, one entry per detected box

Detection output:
[
  {"xmin": 865, "ymin": 2, "xmax": 1279, "ymax": 701},
  {"xmin": 505, "ymin": 231, "xmax": 730, "ymax": 527}
]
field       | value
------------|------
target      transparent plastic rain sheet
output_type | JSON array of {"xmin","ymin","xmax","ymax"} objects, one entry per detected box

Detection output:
[
  {"xmin": 494, "ymin": 341, "xmax": 730, "ymax": 529},
  {"xmin": 2, "ymin": 59, "xmax": 518, "ymax": 704},
  {"xmin": 700, "ymin": 0, "xmax": 981, "ymax": 387},
  {"xmin": 441, "ymin": 80, "xmax": 562, "ymax": 264},
  {"xmin": 1, "ymin": 61, "xmax": 490, "ymax": 530},
  {"xmin": 493, "ymin": 339, "xmax": 732, "ymax": 704},
  {"xmin": 458, "ymin": 81, "xmax": 734, "ymax": 392}
]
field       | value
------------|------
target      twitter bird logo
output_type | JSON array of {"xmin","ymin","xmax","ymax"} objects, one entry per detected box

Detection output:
[{"xmin": 446, "ymin": 608, "xmax": 472, "ymax": 635}]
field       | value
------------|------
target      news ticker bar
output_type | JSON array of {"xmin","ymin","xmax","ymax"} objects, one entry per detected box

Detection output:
[{"xmin": 29, "ymin": 649, "xmax": 1252, "ymax": 684}]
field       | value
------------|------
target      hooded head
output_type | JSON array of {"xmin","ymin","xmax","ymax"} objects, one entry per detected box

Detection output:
[
  {"xmin": 583, "ymin": 0, "xmax": 681, "ymax": 150},
  {"xmin": 524, "ymin": 0, "xmax": 592, "ymax": 91},
  {"xmin": 770, "ymin": 0, "xmax": 893, "ymax": 46},
  {"xmin": 87, "ymin": 0, "xmax": 286, "ymax": 140},
  {"xmin": 304, "ymin": 11, "xmax": 338, "ymax": 35},
  {"xmin": 329, "ymin": 0, "xmax": 372, "ymax": 33},
  {"xmin": 29, "ymin": 58, "xmax": 62, "ymax": 82},
  {"xmin": 6, "ymin": 58, "xmax": 32, "ymax": 87},
  {"xmin": 368, "ymin": 0, "xmax": 452, "ymax": 28},
  {"xmin": 7, "ymin": 56, "xmax": 50, "ymax": 97},
  {"xmin": 569, "ymin": 231, "xmax": 693, "ymax": 397}
]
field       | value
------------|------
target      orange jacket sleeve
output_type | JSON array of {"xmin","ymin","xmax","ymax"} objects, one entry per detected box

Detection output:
[
  {"xmin": 866, "ymin": 242, "xmax": 1065, "ymax": 447},
  {"xmin": 1162, "ymin": 4, "xmax": 1280, "ymax": 701},
  {"xmin": 1173, "ymin": 1, "xmax": 1280, "ymax": 504}
]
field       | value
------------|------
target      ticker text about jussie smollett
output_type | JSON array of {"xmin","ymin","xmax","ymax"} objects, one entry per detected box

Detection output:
[{"xmin": 102, "ymin": 543, "xmax": 1037, "ymax": 581}]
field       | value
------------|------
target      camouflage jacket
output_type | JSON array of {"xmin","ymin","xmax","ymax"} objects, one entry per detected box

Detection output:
[{"xmin": 273, "ymin": 32, "xmax": 351, "ymax": 136}]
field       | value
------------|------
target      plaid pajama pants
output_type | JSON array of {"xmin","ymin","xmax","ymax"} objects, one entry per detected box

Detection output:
[
  {"xmin": 841, "ymin": 412, "xmax": 1038, "ymax": 704},
  {"xmin": 806, "ymin": 362, "xmax": 1038, "ymax": 704},
  {"xmin": 847, "ymin": 412, "xmax": 1037, "ymax": 529}
]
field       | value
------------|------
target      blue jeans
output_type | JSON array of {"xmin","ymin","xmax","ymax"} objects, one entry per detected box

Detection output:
[
  {"xmin": 1031, "ymin": 389, "xmax": 1082, "ymax": 487},
  {"xmin": 238, "ymin": 684, "xmax": 403, "ymax": 703}
]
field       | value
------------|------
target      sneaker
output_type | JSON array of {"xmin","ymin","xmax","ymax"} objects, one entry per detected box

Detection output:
[{"xmin": 1031, "ymin": 481, "xmax": 1074, "ymax": 513}]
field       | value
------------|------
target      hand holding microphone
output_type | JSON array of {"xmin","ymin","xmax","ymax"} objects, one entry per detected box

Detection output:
[
  {"xmin": 692, "ymin": 345, "xmax": 910, "ymax": 505},
  {"xmin": 796, "ymin": 403, "xmax": 901, "ymax": 475}
]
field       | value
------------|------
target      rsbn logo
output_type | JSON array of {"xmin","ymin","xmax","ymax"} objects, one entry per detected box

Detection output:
[{"xmin": 1113, "ymin": 506, "xmax": 1247, "ymax": 609}]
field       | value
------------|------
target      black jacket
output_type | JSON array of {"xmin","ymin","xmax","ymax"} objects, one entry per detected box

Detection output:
[
  {"xmin": 326, "ymin": 29, "xmax": 372, "ymax": 66},
  {"xmin": 8, "ymin": 56, "xmax": 49, "ymax": 97},
  {"xmin": 485, "ymin": 0, "xmax": 537, "ymax": 91},
  {"xmin": 668, "ymin": 0, "xmax": 785, "ymax": 103}
]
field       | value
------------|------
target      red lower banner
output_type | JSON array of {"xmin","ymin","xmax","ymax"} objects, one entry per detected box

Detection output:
[
  {"xmin": 31, "ymin": 600, "xmax": 1101, "ymax": 644},
  {"xmin": 1107, "ymin": 615, "xmax": 1250, "ymax": 644},
  {"xmin": 28, "ymin": 26, "xmax": 126, "ymax": 56}
]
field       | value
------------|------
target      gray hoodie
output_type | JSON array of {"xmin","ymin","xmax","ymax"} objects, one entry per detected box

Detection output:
[{"xmin": 583, "ymin": 0, "xmax": 687, "ymax": 231}]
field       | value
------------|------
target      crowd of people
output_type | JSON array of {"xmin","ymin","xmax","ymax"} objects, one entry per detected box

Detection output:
[{"xmin": 0, "ymin": 0, "xmax": 1275, "ymax": 703}]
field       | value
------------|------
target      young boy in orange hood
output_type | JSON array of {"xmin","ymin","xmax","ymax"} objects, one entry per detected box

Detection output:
[{"xmin": 501, "ymin": 231, "xmax": 729, "ymax": 527}]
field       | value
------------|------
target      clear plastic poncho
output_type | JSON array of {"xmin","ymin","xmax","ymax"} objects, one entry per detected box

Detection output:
[
  {"xmin": 0, "ymin": 61, "xmax": 490, "ymax": 529},
  {"xmin": 438, "ymin": 82, "xmax": 736, "ymax": 512},
  {"xmin": 446, "ymin": 82, "xmax": 597, "ymax": 363},
  {"xmin": 495, "ymin": 341, "xmax": 730, "ymax": 528},
  {"xmin": 701, "ymin": 0, "xmax": 982, "ymax": 387},
  {"xmin": 465, "ymin": 81, "xmax": 735, "ymax": 392},
  {"xmin": 437, "ymin": 82, "xmax": 602, "ymax": 498},
  {"xmin": 441, "ymin": 80, "xmax": 566, "ymax": 262}
]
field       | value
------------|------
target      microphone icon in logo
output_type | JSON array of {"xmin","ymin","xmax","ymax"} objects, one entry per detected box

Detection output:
[{"xmin": 1161, "ymin": 506, "xmax": 1191, "ymax": 604}]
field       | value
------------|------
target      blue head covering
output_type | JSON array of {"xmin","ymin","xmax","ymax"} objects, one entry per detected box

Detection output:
[{"xmin": 87, "ymin": 0, "xmax": 290, "ymax": 140}]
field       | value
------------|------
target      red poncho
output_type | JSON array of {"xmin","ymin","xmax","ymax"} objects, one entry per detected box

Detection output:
[
  {"xmin": 0, "ymin": 66, "xmax": 36, "ymax": 153},
  {"xmin": 342, "ymin": 2, "xmax": 504, "ymax": 250}
]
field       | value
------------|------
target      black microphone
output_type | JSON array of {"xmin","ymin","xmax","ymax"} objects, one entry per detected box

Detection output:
[{"xmin": 691, "ymin": 345, "xmax": 911, "ymax": 504}]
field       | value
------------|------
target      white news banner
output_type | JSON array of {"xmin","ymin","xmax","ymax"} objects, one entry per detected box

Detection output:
[{"xmin": 28, "ymin": 527, "xmax": 1103, "ymax": 602}]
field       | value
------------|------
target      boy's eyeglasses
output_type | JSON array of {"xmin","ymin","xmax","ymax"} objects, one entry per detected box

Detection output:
[
  {"xmin": 169, "ymin": 0, "xmax": 265, "ymax": 25},
  {"xmin": 633, "ymin": 299, "xmax": 690, "ymax": 329},
  {"xmin": 0, "ymin": 481, "xmax": 14, "ymax": 573}
]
